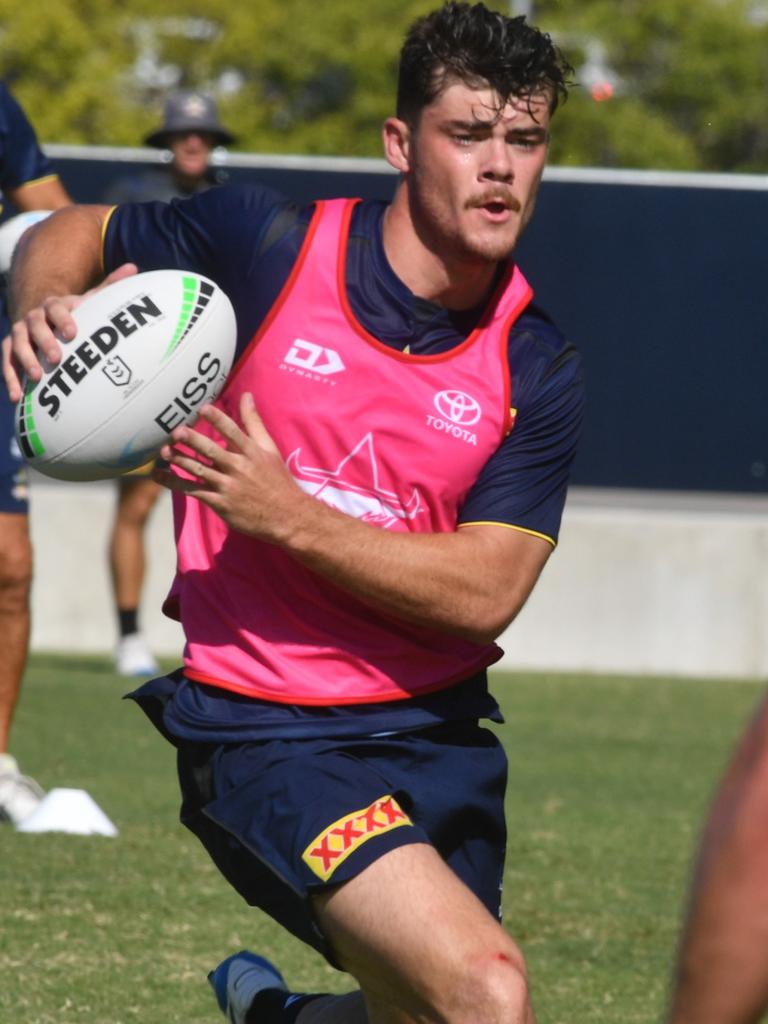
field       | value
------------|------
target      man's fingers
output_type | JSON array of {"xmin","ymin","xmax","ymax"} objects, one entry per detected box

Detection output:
[
  {"xmin": 237, "ymin": 391, "xmax": 279, "ymax": 451},
  {"xmin": 162, "ymin": 423, "xmax": 232, "ymax": 468},
  {"xmin": 1, "ymin": 333, "xmax": 25, "ymax": 401},
  {"xmin": 4, "ymin": 272, "xmax": 136, "ymax": 407},
  {"xmin": 38, "ymin": 297, "xmax": 78, "ymax": 346},
  {"xmin": 163, "ymin": 449, "xmax": 220, "ymax": 483},
  {"xmin": 9, "ymin": 315, "xmax": 50, "ymax": 375},
  {"xmin": 197, "ymin": 403, "xmax": 251, "ymax": 451},
  {"xmin": 152, "ymin": 463, "xmax": 213, "ymax": 496}
]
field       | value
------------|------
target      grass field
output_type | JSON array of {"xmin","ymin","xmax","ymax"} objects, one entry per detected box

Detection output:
[{"xmin": 0, "ymin": 655, "xmax": 763, "ymax": 1024}]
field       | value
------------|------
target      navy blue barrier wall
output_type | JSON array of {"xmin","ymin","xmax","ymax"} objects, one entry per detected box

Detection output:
[{"xmin": 42, "ymin": 148, "xmax": 768, "ymax": 495}]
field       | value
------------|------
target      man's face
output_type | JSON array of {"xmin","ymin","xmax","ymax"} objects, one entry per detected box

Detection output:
[
  {"xmin": 403, "ymin": 80, "xmax": 551, "ymax": 265},
  {"xmin": 169, "ymin": 131, "xmax": 215, "ymax": 180}
]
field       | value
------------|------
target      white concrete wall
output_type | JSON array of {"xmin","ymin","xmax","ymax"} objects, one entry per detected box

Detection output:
[
  {"xmin": 498, "ymin": 490, "xmax": 768, "ymax": 680},
  {"xmin": 29, "ymin": 476, "xmax": 184, "ymax": 660},
  {"xmin": 28, "ymin": 477, "xmax": 768, "ymax": 679}
]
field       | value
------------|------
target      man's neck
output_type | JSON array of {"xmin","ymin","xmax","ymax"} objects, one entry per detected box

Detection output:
[{"xmin": 381, "ymin": 193, "xmax": 502, "ymax": 312}]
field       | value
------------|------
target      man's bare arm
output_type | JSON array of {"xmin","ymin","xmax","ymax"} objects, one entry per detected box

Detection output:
[
  {"xmin": 4, "ymin": 204, "xmax": 133, "ymax": 401},
  {"xmin": 157, "ymin": 394, "xmax": 554, "ymax": 641},
  {"xmin": 8, "ymin": 175, "xmax": 71, "ymax": 213}
]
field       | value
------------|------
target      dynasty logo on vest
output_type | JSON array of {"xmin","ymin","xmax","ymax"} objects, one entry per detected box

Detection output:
[
  {"xmin": 281, "ymin": 339, "xmax": 345, "ymax": 382},
  {"xmin": 426, "ymin": 389, "xmax": 482, "ymax": 445}
]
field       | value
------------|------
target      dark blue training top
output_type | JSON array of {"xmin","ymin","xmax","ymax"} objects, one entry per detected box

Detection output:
[
  {"xmin": 0, "ymin": 83, "xmax": 55, "ymax": 206},
  {"xmin": 105, "ymin": 183, "xmax": 585, "ymax": 740},
  {"xmin": 0, "ymin": 82, "xmax": 58, "ymax": 336}
]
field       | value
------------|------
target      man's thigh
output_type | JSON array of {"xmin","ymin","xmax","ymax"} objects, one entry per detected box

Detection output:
[{"xmin": 312, "ymin": 842, "xmax": 526, "ymax": 1023}]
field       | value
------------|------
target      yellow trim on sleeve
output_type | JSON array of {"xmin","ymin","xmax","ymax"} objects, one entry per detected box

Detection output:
[
  {"xmin": 15, "ymin": 173, "xmax": 60, "ymax": 191},
  {"xmin": 99, "ymin": 205, "xmax": 119, "ymax": 276},
  {"xmin": 458, "ymin": 520, "xmax": 557, "ymax": 548}
]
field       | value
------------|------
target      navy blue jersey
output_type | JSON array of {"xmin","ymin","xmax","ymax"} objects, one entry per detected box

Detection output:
[
  {"xmin": 107, "ymin": 184, "xmax": 584, "ymax": 740},
  {"xmin": 105, "ymin": 185, "xmax": 584, "ymax": 542},
  {"xmin": 0, "ymin": 82, "xmax": 58, "ymax": 338},
  {"xmin": 0, "ymin": 83, "xmax": 55, "ymax": 210},
  {"xmin": 0, "ymin": 84, "xmax": 58, "ymax": 512}
]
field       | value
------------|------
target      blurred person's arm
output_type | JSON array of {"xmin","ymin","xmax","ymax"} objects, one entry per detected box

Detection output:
[
  {"xmin": 8, "ymin": 174, "xmax": 71, "ymax": 212},
  {"xmin": 668, "ymin": 693, "xmax": 768, "ymax": 1024}
]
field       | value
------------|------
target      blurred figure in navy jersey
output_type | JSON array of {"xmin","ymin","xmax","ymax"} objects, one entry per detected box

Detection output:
[
  {"xmin": 0, "ymin": 82, "xmax": 70, "ymax": 824},
  {"xmin": 103, "ymin": 90, "xmax": 237, "ymax": 678}
]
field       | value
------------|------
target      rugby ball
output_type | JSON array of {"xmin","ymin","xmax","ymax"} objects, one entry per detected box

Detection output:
[
  {"xmin": 15, "ymin": 269, "xmax": 237, "ymax": 481},
  {"xmin": 0, "ymin": 210, "xmax": 53, "ymax": 273}
]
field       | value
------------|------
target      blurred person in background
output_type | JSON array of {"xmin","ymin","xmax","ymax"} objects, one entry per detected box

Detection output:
[
  {"xmin": 667, "ymin": 692, "xmax": 768, "ymax": 1024},
  {"xmin": 105, "ymin": 89, "xmax": 236, "ymax": 204},
  {"xmin": 0, "ymin": 81, "xmax": 70, "ymax": 823},
  {"xmin": 104, "ymin": 90, "xmax": 237, "ymax": 677}
]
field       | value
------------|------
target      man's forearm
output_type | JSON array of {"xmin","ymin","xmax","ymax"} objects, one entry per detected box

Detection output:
[
  {"xmin": 8, "ymin": 175, "xmax": 71, "ymax": 213},
  {"xmin": 281, "ymin": 496, "xmax": 550, "ymax": 643},
  {"xmin": 10, "ymin": 204, "xmax": 110, "ymax": 318}
]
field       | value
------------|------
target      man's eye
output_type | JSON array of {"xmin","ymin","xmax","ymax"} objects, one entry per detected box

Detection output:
[{"xmin": 511, "ymin": 135, "xmax": 546, "ymax": 150}]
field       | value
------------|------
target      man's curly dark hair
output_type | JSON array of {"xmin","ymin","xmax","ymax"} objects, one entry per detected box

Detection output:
[{"xmin": 396, "ymin": 1, "xmax": 573, "ymax": 125}]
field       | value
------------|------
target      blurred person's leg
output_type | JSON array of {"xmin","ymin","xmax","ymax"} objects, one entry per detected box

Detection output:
[
  {"xmin": 109, "ymin": 472, "xmax": 161, "ymax": 677},
  {"xmin": 0, "ymin": 404, "xmax": 43, "ymax": 823}
]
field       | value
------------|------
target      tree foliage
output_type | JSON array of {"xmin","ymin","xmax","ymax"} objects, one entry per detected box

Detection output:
[
  {"xmin": 542, "ymin": 0, "xmax": 768, "ymax": 170},
  {"xmin": 1, "ymin": 0, "xmax": 767, "ymax": 171}
]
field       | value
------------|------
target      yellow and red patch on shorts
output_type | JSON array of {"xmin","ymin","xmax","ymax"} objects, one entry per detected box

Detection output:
[{"xmin": 302, "ymin": 794, "xmax": 412, "ymax": 882}]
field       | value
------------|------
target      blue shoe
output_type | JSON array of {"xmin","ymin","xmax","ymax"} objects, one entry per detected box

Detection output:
[{"xmin": 208, "ymin": 951, "xmax": 287, "ymax": 1023}]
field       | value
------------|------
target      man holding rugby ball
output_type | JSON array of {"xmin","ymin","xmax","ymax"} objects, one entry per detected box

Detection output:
[{"xmin": 5, "ymin": 5, "xmax": 583, "ymax": 1021}]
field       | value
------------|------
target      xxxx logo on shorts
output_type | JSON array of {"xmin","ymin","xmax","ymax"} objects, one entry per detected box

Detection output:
[{"xmin": 302, "ymin": 795, "xmax": 412, "ymax": 882}]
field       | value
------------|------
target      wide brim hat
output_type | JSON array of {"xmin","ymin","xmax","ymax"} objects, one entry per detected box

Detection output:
[{"xmin": 144, "ymin": 90, "xmax": 237, "ymax": 148}]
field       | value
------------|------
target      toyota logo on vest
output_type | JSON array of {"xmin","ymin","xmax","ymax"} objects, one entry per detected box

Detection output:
[
  {"xmin": 434, "ymin": 390, "xmax": 482, "ymax": 425},
  {"xmin": 427, "ymin": 390, "xmax": 482, "ymax": 446}
]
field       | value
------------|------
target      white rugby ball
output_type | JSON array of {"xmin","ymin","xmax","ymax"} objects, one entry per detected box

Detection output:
[{"xmin": 15, "ymin": 269, "xmax": 237, "ymax": 481}]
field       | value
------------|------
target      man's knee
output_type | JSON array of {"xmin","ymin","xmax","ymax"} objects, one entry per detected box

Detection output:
[
  {"xmin": 465, "ymin": 948, "xmax": 531, "ymax": 1023},
  {"xmin": 357, "ymin": 944, "xmax": 532, "ymax": 1024},
  {"xmin": 419, "ymin": 942, "xmax": 531, "ymax": 1024}
]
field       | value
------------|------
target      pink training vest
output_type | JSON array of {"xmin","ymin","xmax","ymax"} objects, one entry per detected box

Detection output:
[{"xmin": 164, "ymin": 198, "xmax": 533, "ymax": 705}]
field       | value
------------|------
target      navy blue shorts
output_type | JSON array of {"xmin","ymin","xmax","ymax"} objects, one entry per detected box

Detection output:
[
  {"xmin": 0, "ymin": 382, "xmax": 28, "ymax": 515},
  {"xmin": 139, "ymin": 699, "xmax": 508, "ymax": 964}
]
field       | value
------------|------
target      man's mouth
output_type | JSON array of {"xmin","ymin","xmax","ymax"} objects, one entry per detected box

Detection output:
[{"xmin": 467, "ymin": 192, "xmax": 519, "ymax": 217}]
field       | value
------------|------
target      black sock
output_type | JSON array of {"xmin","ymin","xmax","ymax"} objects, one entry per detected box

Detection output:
[
  {"xmin": 118, "ymin": 609, "xmax": 139, "ymax": 637},
  {"xmin": 246, "ymin": 990, "xmax": 322, "ymax": 1023}
]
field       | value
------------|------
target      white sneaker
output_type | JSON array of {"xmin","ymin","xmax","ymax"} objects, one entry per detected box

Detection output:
[
  {"xmin": 0, "ymin": 753, "xmax": 45, "ymax": 825},
  {"xmin": 114, "ymin": 632, "xmax": 159, "ymax": 677}
]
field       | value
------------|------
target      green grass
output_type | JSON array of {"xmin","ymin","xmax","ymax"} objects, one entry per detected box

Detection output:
[{"xmin": 0, "ymin": 656, "xmax": 762, "ymax": 1023}]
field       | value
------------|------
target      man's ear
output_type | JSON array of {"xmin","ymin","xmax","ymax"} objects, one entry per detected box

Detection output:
[{"xmin": 382, "ymin": 117, "xmax": 412, "ymax": 173}]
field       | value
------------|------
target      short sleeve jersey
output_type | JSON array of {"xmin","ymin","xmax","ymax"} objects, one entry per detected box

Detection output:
[
  {"xmin": 105, "ymin": 184, "xmax": 585, "ymax": 739},
  {"xmin": 0, "ymin": 83, "xmax": 56, "ymax": 213},
  {"xmin": 0, "ymin": 83, "xmax": 58, "ymax": 336}
]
